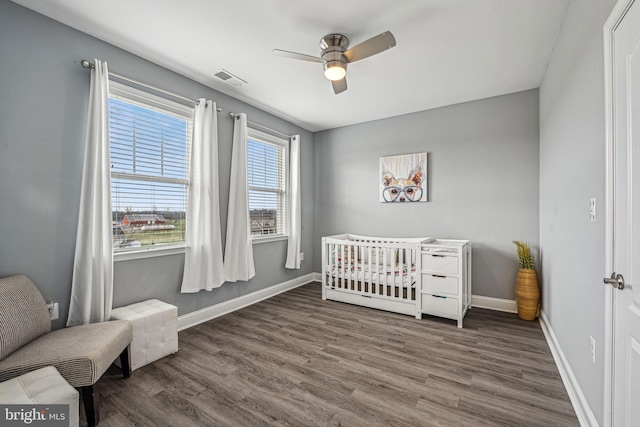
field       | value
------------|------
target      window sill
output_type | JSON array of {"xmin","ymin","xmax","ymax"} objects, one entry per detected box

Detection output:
[
  {"xmin": 114, "ymin": 245, "xmax": 185, "ymax": 262},
  {"xmin": 113, "ymin": 236, "xmax": 287, "ymax": 260},
  {"xmin": 252, "ymin": 235, "xmax": 289, "ymax": 244}
]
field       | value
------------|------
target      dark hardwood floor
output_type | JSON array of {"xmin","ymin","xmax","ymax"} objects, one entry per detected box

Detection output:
[{"xmin": 92, "ymin": 283, "xmax": 578, "ymax": 426}]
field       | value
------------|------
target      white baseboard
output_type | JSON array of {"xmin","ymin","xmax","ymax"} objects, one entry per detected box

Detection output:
[
  {"xmin": 311, "ymin": 272, "xmax": 322, "ymax": 282},
  {"xmin": 177, "ymin": 273, "xmax": 316, "ymax": 331},
  {"xmin": 539, "ymin": 310, "xmax": 598, "ymax": 427},
  {"xmin": 471, "ymin": 295, "xmax": 517, "ymax": 313}
]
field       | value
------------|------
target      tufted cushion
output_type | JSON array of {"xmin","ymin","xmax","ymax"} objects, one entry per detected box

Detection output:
[
  {"xmin": 0, "ymin": 320, "xmax": 132, "ymax": 387},
  {"xmin": 0, "ymin": 275, "xmax": 51, "ymax": 360},
  {"xmin": 111, "ymin": 299, "xmax": 178, "ymax": 370},
  {"xmin": 0, "ymin": 366, "xmax": 77, "ymax": 403},
  {"xmin": 0, "ymin": 366, "xmax": 79, "ymax": 427}
]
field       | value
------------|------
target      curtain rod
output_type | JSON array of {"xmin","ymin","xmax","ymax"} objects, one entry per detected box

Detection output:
[
  {"xmin": 229, "ymin": 112, "xmax": 292, "ymax": 139},
  {"xmin": 80, "ymin": 60, "xmax": 222, "ymax": 113}
]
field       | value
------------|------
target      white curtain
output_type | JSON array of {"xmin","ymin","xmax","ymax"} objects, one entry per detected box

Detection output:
[
  {"xmin": 285, "ymin": 135, "xmax": 302, "ymax": 269},
  {"xmin": 180, "ymin": 100, "xmax": 225, "ymax": 293},
  {"xmin": 223, "ymin": 113, "xmax": 255, "ymax": 282},
  {"xmin": 67, "ymin": 59, "xmax": 113, "ymax": 326}
]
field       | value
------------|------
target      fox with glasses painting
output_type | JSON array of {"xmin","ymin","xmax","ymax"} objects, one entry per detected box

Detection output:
[{"xmin": 381, "ymin": 161, "xmax": 425, "ymax": 203}]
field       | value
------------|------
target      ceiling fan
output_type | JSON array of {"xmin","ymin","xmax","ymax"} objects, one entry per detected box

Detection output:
[{"xmin": 273, "ymin": 31, "xmax": 396, "ymax": 95}]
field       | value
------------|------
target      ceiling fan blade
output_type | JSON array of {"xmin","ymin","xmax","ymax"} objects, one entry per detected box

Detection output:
[
  {"xmin": 343, "ymin": 31, "xmax": 396, "ymax": 63},
  {"xmin": 332, "ymin": 77, "xmax": 347, "ymax": 95},
  {"xmin": 272, "ymin": 49, "xmax": 324, "ymax": 63}
]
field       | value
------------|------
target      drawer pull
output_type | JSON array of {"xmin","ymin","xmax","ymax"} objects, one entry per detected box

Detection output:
[
  {"xmin": 431, "ymin": 254, "xmax": 446, "ymax": 258},
  {"xmin": 432, "ymin": 295, "xmax": 446, "ymax": 299},
  {"xmin": 432, "ymin": 274, "xmax": 447, "ymax": 279}
]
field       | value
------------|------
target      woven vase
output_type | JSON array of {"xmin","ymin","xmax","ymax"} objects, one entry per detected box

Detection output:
[{"xmin": 515, "ymin": 268, "xmax": 540, "ymax": 320}]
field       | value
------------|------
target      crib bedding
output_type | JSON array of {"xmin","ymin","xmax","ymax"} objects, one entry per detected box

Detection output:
[{"xmin": 325, "ymin": 263, "xmax": 416, "ymax": 287}]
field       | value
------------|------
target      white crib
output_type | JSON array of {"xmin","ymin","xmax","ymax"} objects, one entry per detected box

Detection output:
[{"xmin": 322, "ymin": 234, "xmax": 432, "ymax": 318}]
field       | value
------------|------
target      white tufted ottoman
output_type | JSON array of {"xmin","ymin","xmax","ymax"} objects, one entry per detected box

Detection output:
[
  {"xmin": 111, "ymin": 299, "xmax": 178, "ymax": 371},
  {"xmin": 0, "ymin": 366, "xmax": 79, "ymax": 427}
]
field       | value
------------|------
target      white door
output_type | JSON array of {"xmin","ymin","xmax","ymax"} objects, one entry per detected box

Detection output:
[{"xmin": 607, "ymin": 0, "xmax": 640, "ymax": 424}]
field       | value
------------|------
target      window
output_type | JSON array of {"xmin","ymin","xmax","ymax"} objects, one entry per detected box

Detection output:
[
  {"xmin": 247, "ymin": 129, "xmax": 288, "ymax": 239},
  {"xmin": 108, "ymin": 82, "xmax": 193, "ymax": 253}
]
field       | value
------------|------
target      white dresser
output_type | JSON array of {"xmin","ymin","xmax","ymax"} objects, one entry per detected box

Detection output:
[{"xmin": 419, "ymin": 239, "xmax": 471, "ymax": 328}]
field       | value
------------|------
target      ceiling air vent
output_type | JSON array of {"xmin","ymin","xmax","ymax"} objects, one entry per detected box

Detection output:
[{"xmin": 213, "ymin": 69, "xmax": 247, "ymax": 87}]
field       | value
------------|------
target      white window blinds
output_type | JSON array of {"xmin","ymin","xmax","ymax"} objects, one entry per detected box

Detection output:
[
  {"xmin": 108, "ymin": 82, "xmax": 193, "ymax": 252},
  {"xmin": 247, "ymin": 129, "xmax": 288, "ymax": 238}
]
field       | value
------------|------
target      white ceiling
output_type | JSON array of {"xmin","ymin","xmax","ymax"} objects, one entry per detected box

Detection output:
[{"xmin": 11, "ymin": 0, "xmax": 568, "ymax": 132}]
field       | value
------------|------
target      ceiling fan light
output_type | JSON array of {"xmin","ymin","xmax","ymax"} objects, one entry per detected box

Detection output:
[{"xmin": 324, "ymin": 62, "xmax": 346, "ymax": 81}]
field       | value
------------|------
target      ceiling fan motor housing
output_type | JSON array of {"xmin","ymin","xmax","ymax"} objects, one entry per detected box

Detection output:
[{"xmin": 321, "ymin": 34, "xmax": 349, "ymax": 76}]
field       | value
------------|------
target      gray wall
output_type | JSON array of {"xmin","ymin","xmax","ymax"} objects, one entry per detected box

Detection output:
[
  {"xmin": 313, "ymin": 90, "xmax": 540, "ymax": 300},
  {"xmin": 0, "ymin": 0, "xmax": 314, "ymax": 329},
  {"xmin": 539, "ymin": 0, "xmax": 617, "ymax": 423}
]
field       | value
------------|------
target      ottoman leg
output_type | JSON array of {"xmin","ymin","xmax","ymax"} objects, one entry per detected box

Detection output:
[
  {"xmin": 81, "ymin": 385, "xmax": 99, "ymax": 426},
  {"xmin": 120, "ymin": 345, "xmax": 132, "ymax": 378}
]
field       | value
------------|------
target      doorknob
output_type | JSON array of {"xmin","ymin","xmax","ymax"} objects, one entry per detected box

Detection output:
[{"xmin": 603, "ymin": 273, "xmax": 625, "ymax": 290}]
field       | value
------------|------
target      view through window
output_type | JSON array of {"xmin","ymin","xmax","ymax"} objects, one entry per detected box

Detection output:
[
  {"xmin": 109, "ymin": 82, "xmax": 193, "ymax": 252},
  {"xmin": 247, "ymin": 129, "xmax": 288, "ymax": 238}
]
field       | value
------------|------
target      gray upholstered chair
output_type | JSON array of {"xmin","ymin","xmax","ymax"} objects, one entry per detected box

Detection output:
[{"xmin": 0, "ymin": 275, "xmax": 133, "ymax": 426}]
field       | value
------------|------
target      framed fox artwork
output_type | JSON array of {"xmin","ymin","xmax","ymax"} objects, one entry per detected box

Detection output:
[{"xmin": 380, "ymin": 152, "xmax": 428, "ymax": 203}]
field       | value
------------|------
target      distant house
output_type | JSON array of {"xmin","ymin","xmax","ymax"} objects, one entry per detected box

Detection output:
[
  {"xmin": 121, "ymin": 214, "xmax": 176, "ymax": 232},
  {"xmin": 249, "ymin": 209, "xmax": 278, "ymax": 236},
  {"xmin": 122, "ymin": 214, "xmax": 166, "ymax": 227},
  {"xmin": 250, "ymin": 219, "xmax": 277, "ymax": 236}
]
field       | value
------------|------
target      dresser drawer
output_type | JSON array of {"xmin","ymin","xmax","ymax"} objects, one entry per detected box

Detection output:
[
  {"xmin": 421, "ymin": 294, "xmax": 458, "ymax": 317},
  {"xmin": 422, "ymin": 274, "xmax": 458, "ymax": 295},
  {"xmin": 421, "ymin": 253, "xmax": 458, "ymax": 274}
]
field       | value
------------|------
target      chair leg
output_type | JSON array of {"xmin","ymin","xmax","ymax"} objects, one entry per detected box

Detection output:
[
  {"xmin": 81, "ymin": 385, "xmax": 99, "ymax": 426},
  {"xmin": 119, "ymin": 345, "xmax": 132, "ymax": 378}
]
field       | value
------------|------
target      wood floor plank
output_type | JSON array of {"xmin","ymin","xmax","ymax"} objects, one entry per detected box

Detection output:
[{"xmin": 91, "ymin": 283, "xmax": 578, "ymax": 427}]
